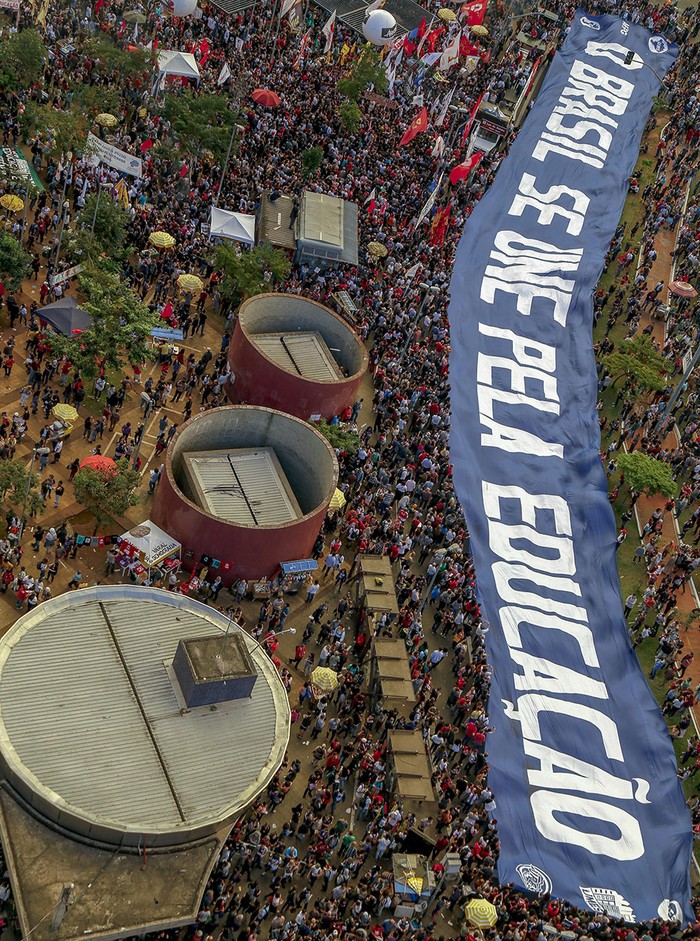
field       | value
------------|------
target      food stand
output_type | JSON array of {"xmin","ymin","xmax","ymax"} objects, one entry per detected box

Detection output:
[
  {"xmin": 116, "ymin": 520, "xmax": 181, "ymax": 586},
  {"xmin": 280, "ymin": 558, "xmax": 318, "ymax": 594}
]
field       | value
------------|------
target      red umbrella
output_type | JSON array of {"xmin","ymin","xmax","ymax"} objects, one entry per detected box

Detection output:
[
  {"xmin": 252, "ymin": 88, "xmax": 281, "ymax": 108},
  {"xmin": 80, "ymin": 455, "xmax": 117, "ymax": 474}
]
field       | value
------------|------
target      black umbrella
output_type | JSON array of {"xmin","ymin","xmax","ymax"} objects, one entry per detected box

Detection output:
[{"xmin": 39, "ymin": 295, "xmax": 92, "ymax": 335}]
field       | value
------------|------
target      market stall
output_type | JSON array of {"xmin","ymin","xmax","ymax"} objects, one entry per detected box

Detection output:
[{"xmin": 116, "ymin": 520, "xmax": 181, "ymax": 586}]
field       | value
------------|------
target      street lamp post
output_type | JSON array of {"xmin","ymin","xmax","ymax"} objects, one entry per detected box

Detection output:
[{"xmin": 19, "ymin": 446, "xmax": 50, "ymax": 541}]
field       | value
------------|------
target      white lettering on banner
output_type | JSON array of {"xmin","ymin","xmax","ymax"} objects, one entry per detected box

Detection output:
[
  {"xmin": 481, "ymin": 231, "xmax": 583, "ymax": 325},
  {"xmin": 532, "ymin": 55, "xmax": 635, "ymax": 168},
  {"xmin": 476, "ymin": 324, "xmax": 562, "ymax": 458},
  {"xmin": 509, "ymin": 173, "xmax": 590, "ymax": 235},
  {"xmin": 483, "ymin": 482, "xmax": 652, "ymax": 861}
]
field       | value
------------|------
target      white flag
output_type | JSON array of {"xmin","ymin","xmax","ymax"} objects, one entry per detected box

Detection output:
[
  {"xmin": 322, "ymin": 10, "xmax": 336, "ymax": 53},
  {"xmin": 405, "ymin": 262, "xmax": 421, "ymax": 281},
  {"xmin": 133, "ymin": 21, "xmax": 139, "ymax": 39},
  {"xmin": 280, "ymin": 0, "xmax": 296, "ymax": 18},
  {"xmin": 431, "ymin": 135, "xmax": 445, "ymax": 157},
  {"xmin": 415, "ymin": 172, "xmax": 443, "ymax": 228},
  {"xmin": 439, "ymin": 30, "xmax": 461, "ymax": 71},
  {"xmin": 421, "ymin": 51, "xmax": 441, "ymax": 66},
  {"xmin": 435, "ymin": 86, "xmax": 454, "ymax": 127},
  {"xmin": 217, "ymin": 61, "xmax": 231, "ymax": 85},
  {"xmin": 365, "ymin": 0, "xmax": 385, "ymax": 11},
  {"xmin": 235, "ymin": 36, "xmax": 244, "ymax": 52}
]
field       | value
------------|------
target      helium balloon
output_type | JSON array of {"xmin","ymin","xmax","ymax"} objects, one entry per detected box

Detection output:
[
  {"xmin": 163, "ymin": 0, "xmax": 198, "ymax": 16},
  {"xmin": 362, "ymin": 9, "xmax": 397, "ymax": 45}
]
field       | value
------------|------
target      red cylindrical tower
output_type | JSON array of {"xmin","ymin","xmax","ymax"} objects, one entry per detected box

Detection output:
[
  {"xmin": 151, "ymin": 406, "xmax": 338, "ymax": 583},
  {"xmin": 226, "ymin": 293, "xmax": 368, "ymax": 421}
]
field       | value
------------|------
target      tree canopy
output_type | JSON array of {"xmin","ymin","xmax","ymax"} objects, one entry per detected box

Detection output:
[
  {"xmin": 216, "ymin": 242, "xmax": 291, "ymax": 305},
  {"xmin": 82, "ymin": 35, "xmax": 155, "ymax": 78},
  {"xmin": 67, "ymin": 192, "xmax": 131, "ymax": 264},
  {"xmin": 616, "ymin": 451, "xmax": 678, "ymax": 498},
  {"xmin": 0, "ymin": 232, "xmax": 31, "ymax": 291},
  {"xmin": 316, "ymin": 420, "xmax": 360, "ymax": 455},
  {"xmin": 47, "ymin": 265, "xmax": 159, "ymax": 377},
  {"xmin": 73, "ymin": 459, "xmax": 140, "ymax": 533},
  {"xmin": 162, "ymin": 89, "xmax": 239, "ymax": 162},
  {"xmin": 337, "ymin": 48, "xmax": 388, "ymax": 102},
  {"xmin": 0, "ymin": 29, "xmax": 46, "ymax": 91},
  {"xmin": 603, "ymin": 335, "xmax": 667, "ymax": 393}
]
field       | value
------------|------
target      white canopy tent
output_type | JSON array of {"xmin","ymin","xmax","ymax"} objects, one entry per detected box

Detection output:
[
  {"xmin": 120, "ymin": 519, "xmax": 181, "ymax": 567},
  {"xmin": 156, "ymin": 50, "xmax": 201, "ymax": 83},
  {"xmin": 209, "ymin": 207, "xmax": 256, "ymax": 247}
]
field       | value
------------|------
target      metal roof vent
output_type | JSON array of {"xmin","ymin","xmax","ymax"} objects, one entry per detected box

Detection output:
[{"xmin": 172, "ymin": 634, "xmax": 258, "ymax": 708}]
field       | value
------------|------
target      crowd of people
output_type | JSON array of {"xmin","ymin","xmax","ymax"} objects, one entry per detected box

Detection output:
[{"xmin": 0, "ymin": 0, "xmax": 700, "ymax": 938}]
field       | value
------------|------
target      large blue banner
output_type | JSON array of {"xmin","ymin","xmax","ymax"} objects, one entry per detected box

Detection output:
[{"xmin": 448, "ymin": 11, "xmax": 693, "ymax": 923}]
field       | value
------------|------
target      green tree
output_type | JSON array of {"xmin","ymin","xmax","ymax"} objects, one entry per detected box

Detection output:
[
  {"xmin": 338, "ymin": 48, "xmax": 388, "ymax": 101},
  {"xmin": 0, "ymin": 232, "xmax": 30, "ymax": 291},
  {"xmin": 47, "ymin": 265, "xmax": 159, "ymax": 378},
  {"xmin": 216, "ymin": 242, "xmax": 291, "ymax": 306},
  {"xmin": 82, "ymin": 35, "xmax": 155, "ymax": 78},
  {"xmin": 301, "ymin": 146, "xmax": 324, "ymax": 179},
  {"xmin": 32, "ymin": 103, "xmax": 92, "ymax": 156},
  {"xmin": 315, "ymin": 420, "xmax": 360, "ymax": 455},
  {"xmin": 603, "ymin": 335, "xmax": 667, "ymax": 393},
  {"xmin": 163, "ymin": 89, "xmax": 239, "ymax": 163},
  {"xmin": 0, "ymin": 29, "xmax": 46, "ymax": 90},
  {"xmin": 616, "ymin": 451, "xmax": 678, "ymax": 498},
  {"xmin": 339, "ymin": 100, "xmax": 362, "ymax": 134},
  {"xmin": 67, "ymin": 192, "xmax": 130, "ymax": 264},
  {"xmin": 0, "ymin": 457, "xmax": 41, "ymax": 527},
  {"xmin": 73, "ymin": 83, "xmax": 122, "ymax": 122},
  {"xmin": 73, "ymin": 459, "xmax": 141, "ymax": 533}
]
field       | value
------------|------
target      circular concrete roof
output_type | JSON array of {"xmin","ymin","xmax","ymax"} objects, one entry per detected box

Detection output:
[{"xmin": 0, "ymin": 586, "xmax": 290, "ymax": 849}]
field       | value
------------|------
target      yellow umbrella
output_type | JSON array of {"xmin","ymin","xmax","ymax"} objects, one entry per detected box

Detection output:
[
  {"xmin": 438, "ymin": 7, "xmax": 456, "ymax": 21},
  {"xmin": 95, "ymin": 112, "xmax": 118, "ymax": 127},
  {"xmin": 177, "ymin": 273, "xmax": 204, "ymax": 293},
  {"xmin": 367, "ymin": 241, "xmax": 388, "ymax": 258},
  {"xmin": 406, "ymin": 875, "xmax": 424, "ymax": 895},
  {"xmin": 310, "ymin": 666, "xmax": 339, "ymax": 692},
  {"xmin": 52, "ymin": 403, "xmax": 79, "ymax": 422},
  {"xmin": 471, "ymin": 23, "xmax": 488, "ymax": 35},
  {"xmin": 0, "ymin": 194, "xmax": 24, "ymax": 212},
  {"xmin": 149, "ymin": 230, "xmax": 175, "ymax": 249},
  {"xmin": 465, "ymin": 899, "xmax": 498, "ymax": 928},
  {"xmin": 329, "ymin": 488, "xmax": 347, "ymax": 511}
]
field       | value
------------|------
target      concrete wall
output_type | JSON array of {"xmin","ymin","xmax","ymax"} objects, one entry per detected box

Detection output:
[
  {"xmin": 226, "ymin": 293, "xmax": 368, "ymax": 421},
  {"xmin": 151, "ymin": 406, "xmax": 338, "ymax": 582}
]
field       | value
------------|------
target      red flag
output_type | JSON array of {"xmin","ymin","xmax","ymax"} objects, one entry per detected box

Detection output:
[
  {"xmin": 200, "ymin": 49, "xmax": 211, "ymax": 67},
  {"xmin": 179, "ymin": 163, "xmax": 189, "ymax": 179},
  {"xmin": 461, "ymin": 93, "xmax": 483, "ymax": 145},
  {"xmin": 140, "ymin": 138, "xmax": 154, "ymax": 152},
  {"xmin": 94, "ymin": 0, "xmax": 104, "ymax": 13},
  {"xmin": 449, "ymin": 150, "xmax": 484, "ymax": 185},
  {"xmin": 198, "ymin": 37, "xmax": 210, "ymax": 56},
  {"xmin": 462, "ymin": 0, "xmax": 486, "ymax": 26},
  {"xmin": 399, "ymin": 107, "xmax": 428, "ymax": 147},
  {"xmin": 429, "ymin": 203, "xmax": 451, "ymax": 247},
  {"xmin": 424, "ymin": 26, "xmax": 444, "ymax": 53},
  {"xmin": 161, "ymin": 301, "xmax": 174, "ymax": 320},
  {"xmin": 459, "ymin": 35, "xmax": 479, "ymax": 57},
  {"xmin": 417, "ymin": 16, "xmax": 427, "ymax": 38}
]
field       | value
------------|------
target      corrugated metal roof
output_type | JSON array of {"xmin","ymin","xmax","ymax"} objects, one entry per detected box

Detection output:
[
  {"xmin": 255, "ymin": 331, "xmax": 343, "ymax": 382},
  {"xmin": 301, "ymin": 192, "xmax": 344, "ymax": 247},
  {"xmin": 0, "ymin": 588, "xmax": 290, "ymax": 842},
  {"xmin": 183, "ymin": 448, "xmax": 302, "ymax": 526}
]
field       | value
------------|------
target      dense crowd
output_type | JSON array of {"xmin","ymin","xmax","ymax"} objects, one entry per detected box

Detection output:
[{"xmin": 0, "ymin": 0, "xmax": 699, "ymax": 938}]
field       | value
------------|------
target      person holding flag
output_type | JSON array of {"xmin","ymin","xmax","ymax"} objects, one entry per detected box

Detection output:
[{"xmin": 322, "ymin": 10, "xmax": 337, "ymax": 55}]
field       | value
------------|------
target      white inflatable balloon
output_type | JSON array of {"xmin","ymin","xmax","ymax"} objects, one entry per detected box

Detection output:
[
  {"xmin": 362, "ymin": 9, "xmax": 397, "ymax": 45},
  {"xmin": 164, "ymin": 0, "xmax": 198, "ymax": 16}
]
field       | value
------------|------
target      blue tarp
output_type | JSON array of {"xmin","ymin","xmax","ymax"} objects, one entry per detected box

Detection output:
[
  {"xmin": 280, "ymin": 559, "xmax": 318, "ymax": 574},
  {"xmin": 150, "ymin": 327, "xmax": 184, "ymax": 341},
  {"xmin": 447, "ymin": 10, "xmax": 692, "ymax": 924}
]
